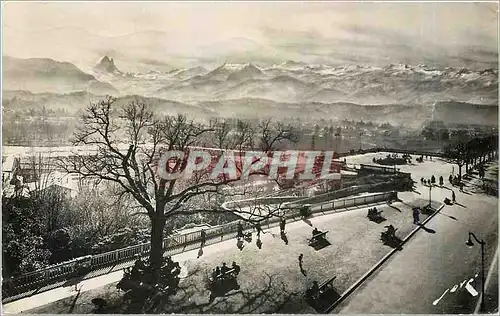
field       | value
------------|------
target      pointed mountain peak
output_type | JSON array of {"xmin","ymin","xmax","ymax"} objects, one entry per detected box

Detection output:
[
  {"xmin": 241, "ymin": 63, "xmax": 261, "ymax": 71},
  {"xmin": 94, "ymin": 56, "xmax": 122, "ymax": 74},
  {"xmin": 227, "ymin": 63, "xmax": 264, "ymax": 81}
]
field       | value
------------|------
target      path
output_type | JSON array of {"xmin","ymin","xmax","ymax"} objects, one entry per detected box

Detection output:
[{"xmin": 335, "ymin": 163, "xmax": 498, "ymax": 314}]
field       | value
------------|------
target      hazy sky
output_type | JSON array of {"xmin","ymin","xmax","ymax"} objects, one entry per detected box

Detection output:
[{"xmin": 3, "ymin": 2, "xmax": 498, "ymax": 71}]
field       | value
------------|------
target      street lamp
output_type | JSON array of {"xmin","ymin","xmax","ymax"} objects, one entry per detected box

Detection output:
[
  {"xmin": 465, "ymin": 232, "xmax": 485, "ymax": 312},
  {"xmin": 428, "ymin": 183, "xmax": 433, "ymax": 208}
]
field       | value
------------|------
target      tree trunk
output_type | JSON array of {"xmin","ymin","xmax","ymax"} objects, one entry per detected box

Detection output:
[
  {"xmin": 458, "ymin": 164, "xmax": 463, "ymax": 178},
  {"xmin": 150, "ymin": 216, "xmax": 166, "ymax": 271}
]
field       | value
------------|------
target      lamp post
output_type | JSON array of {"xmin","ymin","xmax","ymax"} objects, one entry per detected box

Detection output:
[
  {"xmin": 428, "ymin": 183, "xmax": 433, "ymax": 208},
  {"xmin": 465, "ymin": 232, "xmax": 485, "ymax": 312}
]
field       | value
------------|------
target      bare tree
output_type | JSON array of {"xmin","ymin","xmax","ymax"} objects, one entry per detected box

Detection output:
[
  {"xmin": 258, "ymin": 118, "xmax": 297, "ymax": 152},
  {"xmin": 58, "ymin": 97, "xmax": 297, "ymax": 272},
  {"xmin": 444, "ymin": 140, "xmax": 467, "ymax": 179}
]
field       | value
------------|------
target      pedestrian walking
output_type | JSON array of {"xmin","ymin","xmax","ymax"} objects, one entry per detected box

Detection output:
[
  {"xmin": 452, "ymin": 190, "xmax": 456, "ymax": 203},
  {"xmin": 237, "ymin": 239, "xmax": 244, "ymax": 251},
  {"xmin": 255, "ymin": 222, "xmax": 262, "ymax": 238},
  {"xmin": 279, "ymin": 217, "xmax": 286, "ymax": 233},
  {"xmin": 200, "ymin": 229, "xmax": 206, "ymax": 246},
  {"xmin": 412, "ymin": 207, "xmax": 420, "ymax": 225},
  {"xmin": 256, "ymin": 237, "xmax": 262, "ymax": 249},
  {"xmin": 280, "ymin": 231, "xmax": 289, "ymax": 245},
  {"xmin": 237, "ymin": 222, "xmax": 243, "ymax": 239},
  {"xmin": 298, "ymin": 253, "xmax": 306, "ymax": 276}
]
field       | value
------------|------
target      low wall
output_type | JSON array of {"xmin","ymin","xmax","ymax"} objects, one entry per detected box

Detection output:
[{"xmin": 221, "ymin": 196, "xmax": 299, "ymax": 211}]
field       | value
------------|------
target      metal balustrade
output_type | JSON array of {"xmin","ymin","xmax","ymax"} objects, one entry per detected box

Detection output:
[{"xmin": 2, "ymin": 190, "xmax": 396, "ymax": 302}]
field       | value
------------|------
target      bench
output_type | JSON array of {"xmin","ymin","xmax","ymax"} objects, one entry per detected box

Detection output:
[
  {"xmin": 308, "ymin": 231, "xmax": 328, "ymax": 246},
  {"xmin": 318, "ymin": 276, "xmax": 336, "ymax": 292},
  {"xmin": 308, "ymin": 276, "xmax": 337, "ymax": 300},
  {"xmin": 212, "ymin": 268, "xmax": 236, "ymax": 282},
  {"xmin": 367, "ymin": 209, "xmax": 383, "ymax": 220}
]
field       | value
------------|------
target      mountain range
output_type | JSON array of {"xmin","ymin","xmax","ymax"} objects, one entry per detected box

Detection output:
[
  {"xmin": 2, "ymin": 55, "xmax": 498, "ymax": 128},
  {"xmin": 87, "ymin": 58, "xmax": 498, "ymax": 106},
  {"xmin": 4, "ymin": 56, "xmax": 498, "ymax": 106},
  {"xmin": 153, "ymin": 62, "xmax": 498, "ymax": 105},
  {"xmin": 3, "ymin": 56, "xmax": 118, "ymax": 95}
]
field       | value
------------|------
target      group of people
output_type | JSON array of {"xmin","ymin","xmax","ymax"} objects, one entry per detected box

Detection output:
[
  {"xmin": 237, "ymin": 222, "xmax": 251, "ymax": 240},
  {"xmin": 367, "ymin": 207, "xmax": 381, "ymax": 219},
  {"xmin": 449, "ymin": 174, "xmax": 464, "ymax": 191},
  {"xmin": 234, "ymin": 217, "xmax": 288, "ymax": 248},
  {"xmin": 420, "ymin": 175, "xmax": 444, "ymax": 186},
  {"xmin": 237, "ymin": 217, "xmax": 287, "ymax": 238},
  {"xmin": 415, "ymin": 154, "xmax": 433, "ymax": 163},
  {"xmin": 236, "ymin": 221, "xmax": 263, "ymax": 250},
  {"xmin": 383, "ymin": 224, "xmax": 397, "ymax": 237},
  {"xmin": 211, "ymin": 261, "xmax": 241, "ymax": 281}
]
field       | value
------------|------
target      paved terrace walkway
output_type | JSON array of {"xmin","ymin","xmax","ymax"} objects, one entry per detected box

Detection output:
[
  {"xmin": 3, "ymin": 195, "xmax": 385, "ymax": 314},
  {"xmin": 10, "ymin": 207, "xmax": 439, "ymax": 313},
  {"xmin": 335, "ymin": 169, "xmax": 498, "ymax": 313},
  {"xmin": 4, "ymin": 154, "xmax": 477, "ymax": 314}
]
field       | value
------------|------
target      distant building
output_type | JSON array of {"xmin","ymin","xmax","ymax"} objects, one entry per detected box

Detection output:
[{"xmin": 2, "ymin": 153, "xmax": 102, "ymax": 198}]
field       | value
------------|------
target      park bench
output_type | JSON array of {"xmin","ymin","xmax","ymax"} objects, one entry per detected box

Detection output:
[
  {"xmin": 308, "ymin": 231, "xmax": 329, "ymax": 247},
  {"xmin": 318, "ymin": 276, "xmax": 336, "ymax": 293},
  {"xmin": 208, "ymin": 267, "xmax": 240, "ymax": 299},
  {"xmin": 211, "ymin": 268, "xmax": 237, "ymax": 282},
  {"xmin": 367, "ymin": 208, "xmax": 383, "ymax": 221},
  {"xmin": 307, "ymin": 276, "xmax": 337, "ymax": 301}
]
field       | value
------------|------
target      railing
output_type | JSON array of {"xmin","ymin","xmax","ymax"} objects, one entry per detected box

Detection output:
[
  {"xmin": 339, "ymin": 147, "xmax": 445, "ymax": 158},
  {"xmin": 284, "ymin": 184, "xmax": 372, "ymax": 207},
  {"xmin": 359, "ymin": 164, "xmax": 400, "ymax": 174},
  {"xmin": 221, "ymin": 196, "xmax": 299, "ymax": 210},
  {"xmin": 2, "ymin": 191, "xmax": 396, "ymax": 302},
  {"xmin": 313, "ymin": 191, "xmax": 396, "ymax": 213}
]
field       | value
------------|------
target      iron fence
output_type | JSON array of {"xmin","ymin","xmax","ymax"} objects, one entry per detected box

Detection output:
[{"xmin": 2, "ymin": 191, "xmax": 396, "ymax": 301}]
